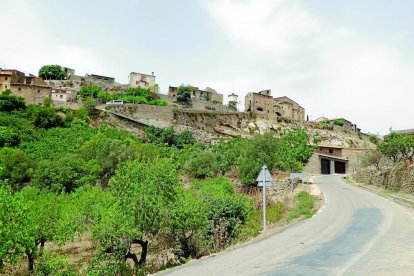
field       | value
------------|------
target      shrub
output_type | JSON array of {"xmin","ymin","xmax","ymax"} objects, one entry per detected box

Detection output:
[
  {"xmin": 184, "ymin": 151, "xmax": 219, "ymax": 178},
  {"xmin": 176, "ymin": 85, "xmax": 193, "ymax": 103},
  {"xmin": 0, "ymin": 90, "xmax": 26, "ymax": 112},
  {"xmin": 34, "ymin": 252, "xmax": 75, "ymax": 276},
  {"xmin": 332, "ymin": 119, "xmax": 345, "ymax": 127}
]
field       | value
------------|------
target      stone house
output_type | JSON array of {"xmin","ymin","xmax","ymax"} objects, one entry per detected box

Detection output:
[
  {"xmin": 85, "ymin": 74, "xmax": 115, "ymax": 86},
  {"xmin": 168, "ymin": 85, "xmax": 224, "ymax": 104},
  {"xmin": 10, "ymin": 83, "xmax": 51, "ymax": 104},
  {"xmin": 304, "ymin": 145, "xmax": 367, "ymax": 175},
  {"xmin": 273, "ymin": 96, "xmax": 305, "ymax": 122},
  {"xmin": 51, "ymin": 88, "xmax": 77, "ymax": 102},
  {"xmin": 129, "ymin": 72, "xmax": 156, "ymax": 89},
  {"xmin": 0, "ymin": 69, "xmax": 25, "ymax": 91},
  {"xmin": 0, "ymin": 68, "xmax": 52, "ymax": 104},
  {"xmin": 244, "ymin": 90, "xmax": 305, "ymax": 122}
]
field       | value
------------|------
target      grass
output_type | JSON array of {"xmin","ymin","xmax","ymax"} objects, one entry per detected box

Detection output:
[
  {"xmin": 234, "ymin": 191, "xmax": 316, "ymax": 244},
  {"xmin": 286, "ymin": 191, "xmax": 315, "ymax": 222}
]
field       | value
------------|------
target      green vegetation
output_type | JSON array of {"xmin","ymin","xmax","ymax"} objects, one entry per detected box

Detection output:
[
  {"xmin": 332, "ymin": 119, "xmax": 345, "ymax": 127},
  {"xmin": 0, "ymin": 93, "xmax": 316, "ymax": 274},
  {"xmin": 286, "ymin": 191, "xmax": 315, "ymax": 221},
  {"xmin": 79, "ymin": 85, "xmax": 167, "ymax": 106},
  {"xmin": 38, "ymin": 65, "xmax": 67, "ymax": 80},
  {"xmin": 228, "ymin": 101, "xmax": 237, "ymax": 111},
  {"xmin": 176, "ymin": 85, "xmax": 194, "ymax": 103}
]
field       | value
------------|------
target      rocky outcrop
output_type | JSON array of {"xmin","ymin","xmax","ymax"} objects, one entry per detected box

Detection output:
[{"xmin": 104, "ymin": 104, "xmax": 374, "ymax": 148}]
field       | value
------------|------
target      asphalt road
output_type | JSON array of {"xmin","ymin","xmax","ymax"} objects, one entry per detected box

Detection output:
[{"xmin": 160, "ymin": 175, "xmax": 414, "ymax": 276}]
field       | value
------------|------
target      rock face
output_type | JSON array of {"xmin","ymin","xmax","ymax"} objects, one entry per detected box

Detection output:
[
  {"xmin": 353, "ymin": 165, "xmax": 414, "ymax": 193},
  {"xmin": 104, "ymin": 104, "xmax": 374, "ymax": 148}
]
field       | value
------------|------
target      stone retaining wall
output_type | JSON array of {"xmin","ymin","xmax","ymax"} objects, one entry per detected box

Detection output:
[{"xmin": 353, "ymin": 165, "xmax": 414, "ymax": 193}]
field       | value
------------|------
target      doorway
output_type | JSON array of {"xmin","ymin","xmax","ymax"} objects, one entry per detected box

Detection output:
[
  {"xmin": 334, "ymin": 161, "xmax": 346, "ymax": 174},
  {"xmin": 321, "ymin": 158, "xmax": 331, "ymax": 174}
]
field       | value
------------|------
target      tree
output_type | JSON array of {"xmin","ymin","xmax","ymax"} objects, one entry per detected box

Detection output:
[
  {"xmin": 0, "ymin": 90, "xmax": 26, "ymax": 112},
  {"xmin": 378, "ymin": 132, "xmax": 414, "ymax": 164},
  {"xmin": 31, "ymin": 154, "xmax": 99, "ymax": 193},
  {"xmin": 26, "ymin": 105, "xmax": 65, "ymax": 129},
  {"xmin": 362, "ymin": 149, "xmax": 383, "ymax": 170},
  {"xmin": 79, "ymin": 85, "xmax": 102, "ymax": 99},
  {"xmin": 79, "ymin": 133, "xmax": 137, "ymax": 186},
  {"xmin": 176, "ymin": 85, "xmax": 193, "ymax": 103},
  {"xmin": 0, "ymin": 187, "xmax": 76, "ymax": 273},
  {"xmin": 92, "ymin": 159, "xmax": 181, "ymax": 269},
  {"xmin": 0, "ymin": 148, "xmax": 33, "ymax": 191},
  {"xmin": 38, "ymin": 65, "xmax": 67, "ymax": 80}
]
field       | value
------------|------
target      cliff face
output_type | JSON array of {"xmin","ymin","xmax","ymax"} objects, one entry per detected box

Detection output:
[
  {"xmin": 353, "ymin": 165, "xmax": 414, "ymax": 193},
  {"xmin": 105, "ymin": 104, "xmax": 374, "ymax": 148}
]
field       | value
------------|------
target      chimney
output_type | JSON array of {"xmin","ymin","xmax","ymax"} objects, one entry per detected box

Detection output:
[{"xmin": 152, "ymin": 72, "xmax": 154, "ymax": 76}]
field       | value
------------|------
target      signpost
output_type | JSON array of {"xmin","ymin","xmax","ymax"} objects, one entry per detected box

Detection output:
[{"xmin": 256, "ymin": 165, "xmax": 272, "ymax": 231}]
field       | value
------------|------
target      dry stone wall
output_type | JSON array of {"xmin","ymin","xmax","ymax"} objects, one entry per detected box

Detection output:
[{"xmin": 353, "ymin": 165, "xmax": 414, "ymax": 193}]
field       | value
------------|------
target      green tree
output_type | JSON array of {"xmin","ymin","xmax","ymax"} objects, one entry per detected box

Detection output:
[
  {"xmin": 0, "ymin": 148, "xmax": 33, "ymax": 191},
  {"xmin": 79, "ymin": 85, "xmax": 102, "ymax": 99},
  {"xmin": 92, "ymin": 159, "xmax": 181, "ymax": 269},
  {"xmin": 26, "ymin": 105, "xmax": 65, "ymax": 129},
  {"xmin": 79, "ymin": 133, "xmax": 137, "ymax": 186},
  {"xmin": 176, "ymin": 85, "xmax": 193, "ymax": 103},
  {"xmin": 31, "ymin": 154, "xmax": 99, "ymax": 193},
  {"xmin": 38, "ymin": 65, "xmax": 67, "ymax": 80},
  {"xmin": 0, "ymin": 90, "xmax": 26, "ymax": 112}
]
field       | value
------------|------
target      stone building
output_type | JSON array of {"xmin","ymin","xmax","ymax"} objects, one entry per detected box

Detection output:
[
  {"xmin": 85, "ymin": 74, "xmax": 115, "ymax": 86},
  {"xmin": 0, "ymin": 69, "xmax": 25, "ymax": 91},
  {"xmin": 168, "ymin": 85, "xmax": 224, "ymax": 104},
  {"xmin": 51, "ymin": 88, "xmax": 77, "ymax": 102},
  {"xmin": 304, "ymin": 145, "xmax": 367, "ymax": 175},
  {"xmin": 0, "ymin": 68, "xmax": 52, "ymax": 104},
  {"xmin": 244, "ymin": 89, "xmax": 305, "ymax": 122},
  {"xmin": 10, "ymin": 83, "xmax": 51, "ymax": 104},
  {"xmin": 129, "ymin": 72, "xmax": 156, "ymax": 89}
]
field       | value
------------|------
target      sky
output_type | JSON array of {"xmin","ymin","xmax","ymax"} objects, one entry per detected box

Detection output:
[{"xmin": 2, "ymin": 0, "xmax": 414, "ymax": 135}]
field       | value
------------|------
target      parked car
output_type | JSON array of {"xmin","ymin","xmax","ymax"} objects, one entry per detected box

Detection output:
[{"xmin": 106, "ymin": 100, "xmax": 124, "ymax": 105}]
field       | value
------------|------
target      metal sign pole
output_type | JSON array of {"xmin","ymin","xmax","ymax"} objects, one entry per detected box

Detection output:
[{"xmin": 263, "ymin": 166, "xmax": 266, "ymax": 231}]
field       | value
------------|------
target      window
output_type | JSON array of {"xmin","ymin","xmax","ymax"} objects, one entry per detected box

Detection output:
[
  {"xmin": 5, "ymin": 85, "xmax": 7, "ymax": 88},
  {"xmin": 136, "ymin": 81, "xmax": 139, "ymax": 85},
  {"xmin": 60, "ymin": 95, "xmax": 63, "ymax": 98},
  {"xmin": 18, "ymin": 87, "xmax": 21, "ymax": 91},
  {"xmin": 5, "ymin": 77, "xmax": 8, "ymax": 80},
  {"xmin": 37, "ymin": 90, "xmax": 40, "ymax": 93},
  {"xmin": 329, "ymin": 149, "xmax": 333, "ymax": 154}
]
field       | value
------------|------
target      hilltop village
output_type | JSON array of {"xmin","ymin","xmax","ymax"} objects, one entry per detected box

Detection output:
[{"xmin": 1, "ymin": 65, "xmax": 373, "ymax": 176}]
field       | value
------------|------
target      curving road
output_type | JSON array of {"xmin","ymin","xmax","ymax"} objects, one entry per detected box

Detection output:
[{"xmin": 160, "ymin": 175, "xmax": 414, "ymax": 275}]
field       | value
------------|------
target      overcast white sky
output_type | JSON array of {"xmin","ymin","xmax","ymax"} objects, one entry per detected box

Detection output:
[{"xmin": 2, "ymin": 0, "xmax": 414, "ymax": 135}]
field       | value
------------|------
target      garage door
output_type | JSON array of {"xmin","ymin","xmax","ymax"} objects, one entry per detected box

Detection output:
[
  {"xmin": 321, "ymin": 158, "xmax": 331, "ymax": 174},
  {"xmin": 334, "ymin": 161, "xmax": 346, "ymax": 174}
]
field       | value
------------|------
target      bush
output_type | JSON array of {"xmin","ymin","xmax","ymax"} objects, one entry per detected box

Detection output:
[
  {"xmin": 332, "ymin": 119, "xmax": 345, "ymax": 127},
  {"xmin": 144, "ymin": 126, "xmax": 195, "ymax": 149},
  {"xmin": 34, "ymin": 252, "xmax": 75, "ymax": 276},
  {"xmin": 176, "ymin": 85, "xmax": 193, "ymax": 103},
  {"xmin": 26, "ymin": 105, "xmax": 64, "ymax": 129},
  {"xmin": 184, "ymin": 151, "xmax": 219, "ymax": 178},
  {"xmin": 0, "ymin": 90, "xmax": 26, "ymax": 112},
  {"xmin": 190, "ymin": 177, "xmax": 252, "ymax": 249}
]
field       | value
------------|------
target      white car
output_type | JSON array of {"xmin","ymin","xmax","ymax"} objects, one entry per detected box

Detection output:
[{"xmin": 106, "ymin": 100, "xmax": 124, "ymax": 105}]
